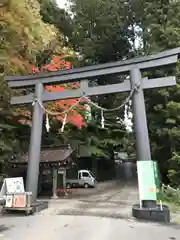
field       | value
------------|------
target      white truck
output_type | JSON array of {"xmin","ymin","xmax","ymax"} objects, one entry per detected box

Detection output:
[{"xmin": 66, "ymin": 170, "xmax": 97, "ymax": 188}]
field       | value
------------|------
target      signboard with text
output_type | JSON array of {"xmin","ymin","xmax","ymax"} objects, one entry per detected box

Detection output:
[
  {"xmin": 13, "ymin": 195, "xmax": 26, "ymax": 208},
  {"xmin": 0, "ymin": 177, "xmax": 25, "ymax": 198},
  {"xmin": 5, "ymin": 177, "xmax": 25, "ymax": 193},
  {"xmin": 137, "ymin": 160, "xmax": 160, "ymax": 201}
]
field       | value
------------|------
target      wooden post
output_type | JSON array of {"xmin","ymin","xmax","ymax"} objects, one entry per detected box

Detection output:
[
  {"xmin": 52, "ymin": 167, "xmax": 58, "ymax": 199},
  {"xmin": 63, "ymin": 169, "xmax": 68, "ymax": 196}
]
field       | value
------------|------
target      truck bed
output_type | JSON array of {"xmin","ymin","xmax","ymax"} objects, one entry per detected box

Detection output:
[{"xmin": 66, "ymin": 179, "xmax": 79, "ymax": 184}]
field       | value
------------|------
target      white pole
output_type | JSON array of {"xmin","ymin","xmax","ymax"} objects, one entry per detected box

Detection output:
[
  {"xmin": 140, "ymin": 199, "xmax": 142, "ymax": 209},
  {"xmin": 160, "ymin": 200, "xmax": 163, "ymax": 211}
]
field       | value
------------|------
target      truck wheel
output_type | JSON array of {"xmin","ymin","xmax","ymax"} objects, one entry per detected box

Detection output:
[
  {"xmin": 84, "ymin": 183, "xmax": 89, "ymax": 188},
  {"xmin": 66, "ymin": 183, "xmax": 71, "ymax": 189}
]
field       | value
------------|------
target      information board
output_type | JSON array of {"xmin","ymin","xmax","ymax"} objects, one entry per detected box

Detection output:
[
  {"xmin": 13, "ymin": 195, "xmax": 26, "ymax": 208},
  {"xmin": 5, "ymin": 177, "xmax": 25, "ymax": 193},
  {"xmin": 0, "ymin": 177, "xmax": 25, "ymax": 197},
  {"xmin": 137, "ymin": 160, "xmax": 160, "ymax": 201},
  {"xmin": 5, "ymin": 195, "xmax": 13, "ymax": 208}
]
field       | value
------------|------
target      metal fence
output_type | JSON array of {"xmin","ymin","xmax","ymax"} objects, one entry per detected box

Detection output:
[{"xmin": 161, "ymin": 184, "xmax": 180, "ymax": 204}]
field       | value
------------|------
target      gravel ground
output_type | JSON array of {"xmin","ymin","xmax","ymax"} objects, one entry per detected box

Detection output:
[{"xmin": 0, "ymin": 181, "xmax": 179, "ymax": 240}]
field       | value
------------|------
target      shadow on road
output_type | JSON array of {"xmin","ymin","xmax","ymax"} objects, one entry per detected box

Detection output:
[{"xmin": 0, "ymin": 224, "xmax": 12, "ymax": 233}]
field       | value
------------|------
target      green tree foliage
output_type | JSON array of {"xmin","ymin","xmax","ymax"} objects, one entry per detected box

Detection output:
[
  {"xmin": 39, "ymin": 0, "xmax": 180, "ymax": 186},
  {"xmin": 1, "ymin": 0, "xmax": 57, "ymax": 74},
  {"xmin": 128, "ymin": 0, "xmax": 180, "ymax": 185},
  {"xmin": 39, "ymin": 0, "xmax": 133, "ymax": 64},
  {"xmin": 39, "ymin": 0, "xmax": 73, "ymax": 41},
  {"xmin": 3, "ymin": 0, "xmax": 180, "ymax": 186},
  {"xmin": 0, "ymin": 0, "xmax": 58, "ymax": 172},
  {"xmin": 39, "ymin": 0, "xmax": 135, "ymax": 159}
]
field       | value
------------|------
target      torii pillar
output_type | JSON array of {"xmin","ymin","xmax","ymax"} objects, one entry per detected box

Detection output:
[{"xmin": 26, "ymin": 83, "xmax": 44, "ymax": 202}]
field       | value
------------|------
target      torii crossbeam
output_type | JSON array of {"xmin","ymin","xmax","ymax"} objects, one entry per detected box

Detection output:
[{"xmin": 6, "ymin": 47, "xmax": 180, "ymax": 221}]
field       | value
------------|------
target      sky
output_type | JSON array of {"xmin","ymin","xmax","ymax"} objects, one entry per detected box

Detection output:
[{"xmin": 56, "ymin": 0, "xmax": 67, "ymax": 9}]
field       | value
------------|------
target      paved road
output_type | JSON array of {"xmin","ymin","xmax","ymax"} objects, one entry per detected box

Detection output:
[{"xmin": 0, "ymin": 181, "xmax": 179, "ymax": 240}]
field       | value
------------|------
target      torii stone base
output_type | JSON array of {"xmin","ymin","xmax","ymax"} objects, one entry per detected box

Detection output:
[{"xmin": 132, "ymin": 204, "xmax": 170, "ymax": 223}]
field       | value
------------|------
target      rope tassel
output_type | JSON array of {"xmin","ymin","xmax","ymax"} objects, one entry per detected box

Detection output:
[
  {"xmin": 61, "ymin": 114, "xmax": 67, "ymax": 132},
  {"xmin": 45, "ymin": 114, "xmax": 50, "ymax": 132},
  {"xmin": 30, "ymin": 88, "xmax": 136, "ymax": 134},
  {"xmin": 101, "ymin": 110, "xmax": 105, "ymax": 129}
]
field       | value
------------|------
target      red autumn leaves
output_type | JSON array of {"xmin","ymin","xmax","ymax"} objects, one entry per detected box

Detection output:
[
  {"xmin": 31, "ymin": 56, "xmax": 87, "ymax": 129},
  {"xmin": 31, "ymin": 56, "xmax": 72, "ymax": 72}
]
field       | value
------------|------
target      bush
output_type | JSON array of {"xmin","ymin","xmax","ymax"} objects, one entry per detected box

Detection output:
[
  {"xmin": 168, "ymin": 152, "xmax": 180, "ymax": 188},
  {"xmin": 161, "ymin": 184, "xmax": 180, "ymax": 205}
]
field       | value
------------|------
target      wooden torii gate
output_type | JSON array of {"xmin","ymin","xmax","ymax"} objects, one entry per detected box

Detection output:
[{"xmin": 6, "ymin": 48, "xmax": 180, "ymax": 221}]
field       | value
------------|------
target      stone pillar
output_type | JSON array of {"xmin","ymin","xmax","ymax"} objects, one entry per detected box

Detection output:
[
  {"xmin": 26, "ymin": 83, "xmax": 44, "ymax": 203},
  {"xmin": 52, "ymin": 167, "xmax": 58, "ymax": 199},
  {"xmin": 63, "ymin": 169, "xmax": 68, "ymax": 196},
  {"xmin": 130, "ymin": 68, "xmax": 156, "ymax": 208}
]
